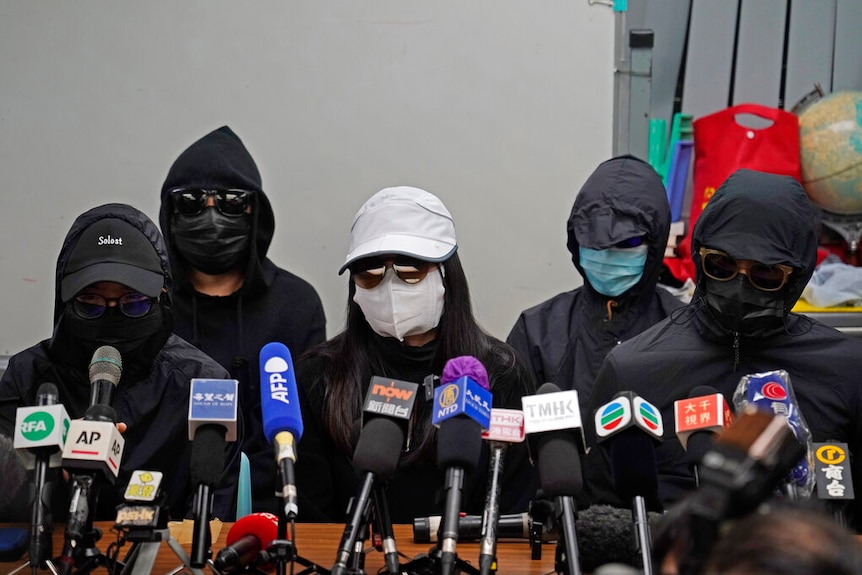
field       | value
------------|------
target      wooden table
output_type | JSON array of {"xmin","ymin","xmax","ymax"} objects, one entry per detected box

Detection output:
[{"xmin": 1, "ymin": 522, "xmax": 557, "ymax": 574}]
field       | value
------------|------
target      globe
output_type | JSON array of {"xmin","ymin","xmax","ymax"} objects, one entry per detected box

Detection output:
[{"xmin": 799, "ymin": 91, "xmax": 862, "ymax": 215}]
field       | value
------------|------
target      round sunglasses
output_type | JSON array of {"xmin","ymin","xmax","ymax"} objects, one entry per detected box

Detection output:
[
  {"xmin": 351, "ymin": 260, "xmax": 439, "ymax": 290},
  {"xmin": 73, "ymin": 292, "xmax": 155, "ymax": 319}
]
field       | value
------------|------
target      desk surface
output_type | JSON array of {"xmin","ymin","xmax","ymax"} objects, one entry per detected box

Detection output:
[{"xmin": 1, "ymin": 522, "xmax": 556, "ymax": 574}]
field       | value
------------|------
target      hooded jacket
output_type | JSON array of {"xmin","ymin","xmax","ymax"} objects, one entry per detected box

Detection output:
[
  {"xmin": 585, "ymin": 170, "xmax": 862, "ymax": 531},
  {"xmin": 507, "ymin": 155, "xmax": 682, "ymax": 416},
  {"xmin": 0, "ymin": 203, "xmax": 238, "ymax": 521},
  {"xmin": 159, "ymin": 126, "xmax": 326, "ymax": 513}
]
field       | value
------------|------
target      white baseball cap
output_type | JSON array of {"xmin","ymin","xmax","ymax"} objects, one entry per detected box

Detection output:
[{"xmin": 339, "ymin": 186, "xmax": 458, "ymax": 274}]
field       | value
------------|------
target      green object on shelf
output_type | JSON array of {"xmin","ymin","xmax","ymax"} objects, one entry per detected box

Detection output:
[{"xmin": 648, "ymin": 118, "xmax": 668, "ymax": 178}]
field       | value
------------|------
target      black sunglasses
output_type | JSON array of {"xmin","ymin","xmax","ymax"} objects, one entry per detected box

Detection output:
[
  {"xmin": 73, "ymin": 292, "xmax": 156, "ymax": 319},
  {"xmin": 171, "ymin": 188, "xmax": 252, "ymax": 217}
]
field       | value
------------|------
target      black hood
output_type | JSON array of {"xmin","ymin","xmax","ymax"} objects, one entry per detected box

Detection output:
[
  {"xmin": 566, "ymin": 155, "xmax": 671, "ymax": 302},
  {"xmin": 691, "ymin": 169, "xmax": 817, "ymax": 312},
  {"xmin": 159, "ymin": 125, "xmax": 276, "ymax": 294}
]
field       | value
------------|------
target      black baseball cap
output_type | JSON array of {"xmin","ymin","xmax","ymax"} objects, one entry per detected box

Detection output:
[{"xmin": 60, "ymin": 218, "xmax": 164, "ymax": 302}]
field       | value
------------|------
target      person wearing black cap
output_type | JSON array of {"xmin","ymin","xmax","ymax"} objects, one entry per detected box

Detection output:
[
  {"xmin": 507, "ymin": 156, "xmax": 683, "ymax": 421},
  {"xmin": 0, "ymin": 203, "xmax": 238, "ymax": 521},
  {"xmin": 584, "ymin": 169, "xmax": 862, "ymax": 531},
  {"xmin": 158, "ymin": 126, "xmax": 326, "ymax": 514},
  {"xmin": 295, "ymin": 186, "xmax": 538, "ymax": 523}
]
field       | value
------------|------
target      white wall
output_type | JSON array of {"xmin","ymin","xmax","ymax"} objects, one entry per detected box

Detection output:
[{"xmin": 0, "ymin": 2, "xmax": 614, "ymax": 355}]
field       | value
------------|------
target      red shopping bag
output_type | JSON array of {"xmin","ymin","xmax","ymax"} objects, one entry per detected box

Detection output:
[{"xmin": 664, "ymin": 103, "xmax": 802, "ymax": 283}]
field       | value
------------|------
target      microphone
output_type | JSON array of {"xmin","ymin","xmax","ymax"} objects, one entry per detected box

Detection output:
[
  {"xmin": 259, "ymin": 342, "xmax": 302, "ymax": 519},
  {"xmin": 433, "ymin": 356, "xmax": 492, "ymax": 575},
  {"xmin": 88, "ymin": 345, "xmax": 122, "ymax": 409},
  {"xmin": 594, "ymin": 391, "xmax": 663, "ymax": 575},
  {"xmin": 811, "ymin": 441, "xmax": 855, "ymax": 526},
  {"xmin": 332, "ymin": 376, "xmax": 419, "ymax": 575},
  {"xmin": 187, "ymin": 377, "xmax": 238, "ymax": 568},
  {"xmin": 673, "ymin": 386, "xmax": 733, "ymax": 484},
  {"xmin": 214, "ymin": 512, "xmax": 279, "ymax": 574},
  {"xmin": 12, "ymin": 383, "xmax": 69, "ymax": 574},
  {"xmin": 733, "ymin": 369, "xmax": 814, "ymax": 499},
  {"xmin": 477, "ymin": 408, "xmax": 525, "ymax": 575},
  {"xmin": 523, "ymin": 383, "xmax": 585, "ymax": 575},
  {"xmin": 654, "ymin": 406, "xmax": 806, "ymax": 575}
]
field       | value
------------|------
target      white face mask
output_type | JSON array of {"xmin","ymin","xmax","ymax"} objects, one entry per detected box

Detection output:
[{"xmin": 353, "ymin": 266, "xmax": 445, "ymax": 341}]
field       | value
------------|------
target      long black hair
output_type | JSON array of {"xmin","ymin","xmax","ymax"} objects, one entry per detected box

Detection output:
[{"xmin": 300, "ymin": 252, "xmax": 531, "ymax": 463}]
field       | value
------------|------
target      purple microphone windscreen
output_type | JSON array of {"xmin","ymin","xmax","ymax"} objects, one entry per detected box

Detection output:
[
  {"xmin": 260, "ymin": 342, "xmax": 303, "ymax": 443},
  {"xmin": 441, "ymin": 355, "xmax": 490, "ymax": 390},
  {"xmin": 353, "ymin": 418, "xmax": 404, "ymax": 479},
  {"xmin": 437, "ymin": 416, "xmax": 484, "ymax": 473}
]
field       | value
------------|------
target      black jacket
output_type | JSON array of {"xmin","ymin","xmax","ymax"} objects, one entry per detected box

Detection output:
[
  {"xmin": 508, "ymin": 155, "xmax": 682, "ymax": 417},
  {"xmin": 586, "ymin": 170, "xmax": 862, "ymax": 531},
  {"xmin": 159, "ymin": 126, "xmax": 326, "ymax": 513},
  {"xmin": 0, "ymin": 203, "xmax": 238, "ymax": 521}
]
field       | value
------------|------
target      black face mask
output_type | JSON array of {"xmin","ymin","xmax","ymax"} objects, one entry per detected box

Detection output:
[
  {"xmin": 702, "ymin": 276, "xmax": 786, "ymax": 336},
  {"xmin": 62, "ymin": 304, "xmax": 165, "ymax": 358},
  {"xmin": 171, "ymin": 209, "xmax": 251, "ymax": 274}
]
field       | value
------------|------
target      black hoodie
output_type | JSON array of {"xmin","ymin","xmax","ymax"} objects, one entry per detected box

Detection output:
[
  {"xmin": 585, "ymin": 169, "xmax": 862, "ymax": 531},
  {"xmin": 507, "ymin": 155, "xmax": 683, "ymax": 419},
  {"xmin": 159, "ymin": 126, "xmax": 326, "ymax": 513},
  {"xmin": 0, "ymin": 203, "xmax": 238, "ymax": 521}
]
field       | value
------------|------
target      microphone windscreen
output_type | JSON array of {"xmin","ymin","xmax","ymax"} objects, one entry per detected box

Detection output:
[
  {"xmin": 36, "ymin": 382, "xmax": 59, "ymax": 405},
  {"xmin": 353, "ymin": 418, "xmax": 404, "ymax": 479},
  {"xmin": 537, "ymin": 382, "xmax": 561, "ymax": 395},
  {"xmin": 441, "ymin": 355, "xmax": 490, "ymax": 390},
  {"xmin": 609, "ymin": 433, "xmax": 658, "ymax": 500},
  {"xmin": 259, "ymin": 342, "xmax": 303, "ymax": 442},
  {"xmin": 89, "ymin": 345, "xmax": 122, "ymax": 385},
  {"xmin": 437, "ymin": 416, "xmax": 483, "ymax": 472},
  {"xmin": 577, "ymin": 504, "xmax": 663, "ymax": 572},
  {"xmin": 536, "ymin": 433, "xmax": 583, "ymax": 497},
  {"xmin": 84, "ymin": 403, "xmax": 117, "ymax": 423},
  {"xmin": 191, "ymin": 424, "xmax": 227, "ymax": 487},
  {"xmin": 225, "ymin": 512, "xmax": 279, "ymax": 547},
  {"xmin": 690, "ymin": 385, "xmax": 719, "ymax": 398}
]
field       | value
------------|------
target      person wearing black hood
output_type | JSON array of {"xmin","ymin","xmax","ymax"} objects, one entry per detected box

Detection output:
[
  {"xmin": 0, "ymin": 203, "xmax": 238, "ymax": 521},
  {"xmin": 585, "ymin": 169, "xmax": 862, "ymax": 531},
  {"xmin": 507, "ymin": 155, "xmax": 683, "ymax": 419},
  {"xmin": 158, "ymin": 126, "xmax": 326, "ymax": 514}
]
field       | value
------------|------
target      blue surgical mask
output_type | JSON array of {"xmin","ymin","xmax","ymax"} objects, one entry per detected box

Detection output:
[{"xmin": 579, "ymin": 245, "xmax": 648, "ymax": 297}]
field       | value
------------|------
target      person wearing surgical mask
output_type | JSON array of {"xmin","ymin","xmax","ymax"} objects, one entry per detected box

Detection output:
[
  {"xmin": 294, "ymin": 186, "xmax": 538, "ymax": 523},
  {"xmin": 583, "ymin": 169, "xmax": 862, "ymax": 533},
  {"xmin": 507, "ymin": 155, "xmax": 683, "ymax": 423}
]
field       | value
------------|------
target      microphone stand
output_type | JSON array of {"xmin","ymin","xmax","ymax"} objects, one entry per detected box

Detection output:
[
  {"xmin": 372, "ymin": 485, "xmax": 400, "ymax": 575},
  {"xmin": 332, "ymin": 474, "xmax": 374, "ymax": 575},
  {"xmin": 55, "ymin": 475, "xmax": 120, "ymax": 575},
  {"xmin": 632, "ymin": 495, "xmax": 654, "ymax": 575},
  {"xmin": 263, "ymin": 497, "xmax": 331, "ymax": 575},
  {"xmin": 553, "ymin": 496, "xmax": 582, "ymax": 575}
]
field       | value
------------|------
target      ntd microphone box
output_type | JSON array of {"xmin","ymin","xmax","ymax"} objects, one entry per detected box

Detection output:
[{"xmin": 189, "ymin": 378, "xmax": 239, "ymax": 441}]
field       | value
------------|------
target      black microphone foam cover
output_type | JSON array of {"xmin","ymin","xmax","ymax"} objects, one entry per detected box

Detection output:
[
  {"xmin": 609, "ymin": 432, "xmax": 658, "ymax": 500},
  {"xmin": 685, "ymin": 385, "xmax": 722, "ymax": 467},
  {"xmin": 190, "ymin": 424, "xmax": 227, "ymax": 487},
  {"xmin": 353, "ymin": 417, "xmax": 404, "ymax": 480},
  {"xmin": 437, "ymin": 416, "xmax": 483, "ymax": 473},
  {"xmin": 37, "ymin": 382, "xmax": 59, "ymax": 404},
  {"xmin": 577, "ymin": 504, "xmax": 662, "ymax": 572},
  {"xmin": 536, "ymin": 433, "xmax": 583, "ymax": 497}
]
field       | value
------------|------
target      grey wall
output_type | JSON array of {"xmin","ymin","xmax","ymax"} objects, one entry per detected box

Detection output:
[{"xmin": 0, "ymin": 2, "xmax": 616, "ymax": 355}]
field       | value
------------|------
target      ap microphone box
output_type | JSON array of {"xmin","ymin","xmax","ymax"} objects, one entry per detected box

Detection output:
[{"xmin": 62, "ymin": 419, "xmax": 125, "ymax": 480}]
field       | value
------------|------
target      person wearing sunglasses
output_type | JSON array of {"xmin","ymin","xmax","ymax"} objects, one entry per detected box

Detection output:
[
  {"xmin": 507, "ymin": 155, "xmax": 683, "ymax": 426},
  {"xmin": 158, "ymin": 126, "xmax": 326, "ymax": 515},
  {"xmin": 0, "ymin": 203, "xmax": 239, "ymax": 522},
  {"xmin": 583, "ymin": 169, "xmax": 862, "ymax": 533},
  {"xmin": 294, "ymin": 186, "xmax": 538, "ymax": 523}
]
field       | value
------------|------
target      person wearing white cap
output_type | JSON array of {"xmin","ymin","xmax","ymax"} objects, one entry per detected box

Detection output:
[{"xmin": 295, "ymin": 186, "xmax": 538, "ymax": 523}]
